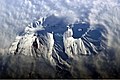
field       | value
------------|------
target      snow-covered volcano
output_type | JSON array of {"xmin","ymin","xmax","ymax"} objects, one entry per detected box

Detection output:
[
  {"xmin": 9, "ymin": 15, "xmax": 103, "ymax": 60},
  {"xmin": 0, "ymin": 0, "xmax": 120, "ymax": 78},
  {"xmin": 7, "ymin": 15, "xmax": 105, "ymax": 78}
]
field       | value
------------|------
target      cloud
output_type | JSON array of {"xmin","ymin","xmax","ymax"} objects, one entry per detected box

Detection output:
[
  {"xmin": 0, "ymin": 0, "xmax": 120, "ymax": 78},
  {"xmin": 0, "ymin": 0, "xmax": 94, "ymax": 53},
  {"xmin": 0, "ymin": 0, "xmax": 119, "ymax": 61}
]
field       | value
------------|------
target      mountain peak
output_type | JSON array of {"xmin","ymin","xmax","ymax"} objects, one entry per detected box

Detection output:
[{"xmin": 9, "ymin": 15, "xmax": 103, "ymax": 70}]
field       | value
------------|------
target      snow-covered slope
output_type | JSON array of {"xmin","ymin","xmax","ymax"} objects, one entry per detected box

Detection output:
[{"xmin": 8, "ymin": 15, "xmax": 103, "ymax": 71}]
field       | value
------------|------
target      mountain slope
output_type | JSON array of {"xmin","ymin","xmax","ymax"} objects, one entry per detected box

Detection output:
[{"xmin": 9, "ymin": 15, "xmax": 103, "ymax": 69}]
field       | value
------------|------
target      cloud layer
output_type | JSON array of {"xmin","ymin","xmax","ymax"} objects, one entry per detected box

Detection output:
[
  {"xmin": 0, "ymin": 0, "xmax": 119, "ymax": 61},
  {"xmin": 0, "ymin": 0, "xmax": 120, "ymax": 78},
  {"xmin": 0, "ymin": 0, "xmax": 94, "ymax": 53}
]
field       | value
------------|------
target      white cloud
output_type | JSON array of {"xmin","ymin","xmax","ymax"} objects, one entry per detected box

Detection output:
[
  {"xmin": 0, "ymin": 0, "xmax": 120, "ymax": 55},
  {"xmin": 0, "ymin": 0, "xmax": 93, "ymax": 53},
  {"xmin": 0, "ymin": 0, "xmax": 120, "ymax": 78}
]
